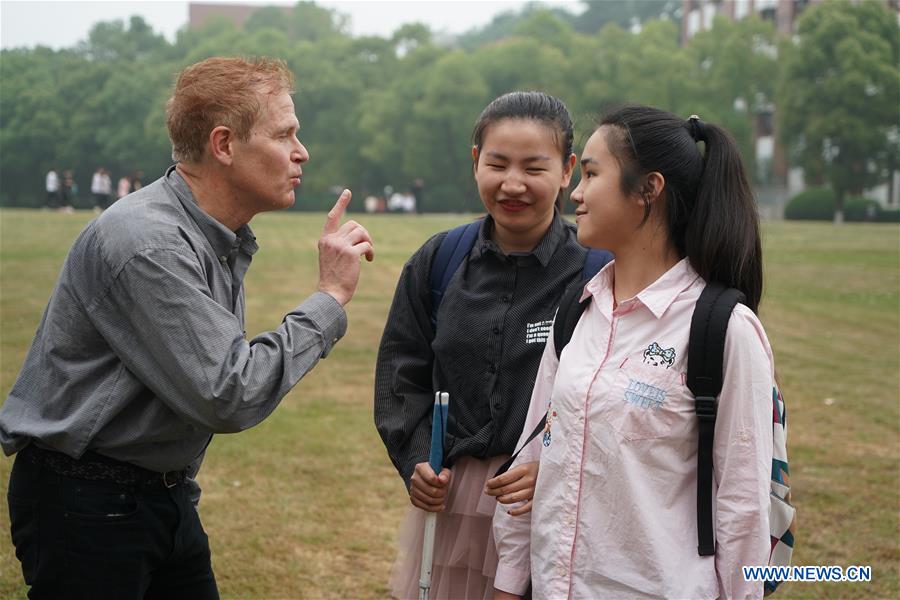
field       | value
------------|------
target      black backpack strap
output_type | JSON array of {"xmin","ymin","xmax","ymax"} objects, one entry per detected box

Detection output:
[
  {"xmin": 553, "ymin": 281, "xmax": 592, "ymax": 361},
  {"xmin": 494, "ymin": 284, "xmax": 577, "ymax": 477},
  {"xmin": 557, "ymin": 247, "xmax": 611, "ymax": 359},
  {"xmin": 493, "ymin": 413, "xmax": 547, "ymax": 478},
  {"xmin": 687, "ymin": 282, "xmax": 746, "ymax": 556},
  {"xmin": 494, "ymin": 247, "xmax": 612, "ymax": 478},
  {"xmin": 429, "ymin": 220, "xmax": 481, "ymax": 328},
  {"xmin": 495, "ymin": 250, "xmax": 606, "ymax": 478}
]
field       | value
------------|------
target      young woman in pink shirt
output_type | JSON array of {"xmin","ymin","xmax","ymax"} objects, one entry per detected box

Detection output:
[
  {"xmin": 493, "ymin": 105, "xmax": 776, "ymax": 599},
  {"xmin": 377, "ymin": 92, "xmax": 613, "ymax": 599}
]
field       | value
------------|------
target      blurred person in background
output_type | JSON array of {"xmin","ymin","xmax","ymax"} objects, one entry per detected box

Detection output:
[
  {"xmin": 59, "ymin": 169, "xmax": 75, "ymax": 212},
  {"xmin": 117, "ymin": 172, "xmax": 132, "ymax": 200},
  {"xmin": 44, "ymin": 168, "xmax": 60, "ymax": 209},
  {"xmin": 91, "ymin": 167, "xmax": 113, "ymax": 211}
]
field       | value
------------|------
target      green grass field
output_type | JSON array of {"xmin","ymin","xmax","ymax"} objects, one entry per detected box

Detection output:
[{"xmin": 0, "ymin": 209, "xmax": 897, "ymax": 599}]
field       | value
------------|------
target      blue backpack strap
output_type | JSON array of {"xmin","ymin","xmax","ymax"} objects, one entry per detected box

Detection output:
[
  {"xmin": 429, "ymin": 220, "xmax": 481, "ymax": 328},
  {"xmin": 582, "ymin": 248, "xmax": 613, "ymax": 281}
]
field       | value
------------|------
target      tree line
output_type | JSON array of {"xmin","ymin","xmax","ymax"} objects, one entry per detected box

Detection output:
[{"xmin": 0, "ymin": 0, "xmax": 896, "ymax": 215}]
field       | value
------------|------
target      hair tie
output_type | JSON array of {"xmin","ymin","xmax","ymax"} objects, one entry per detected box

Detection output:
[{"xmin": 687, "ymin": 114, "xmax": 707, "ymax": 143}]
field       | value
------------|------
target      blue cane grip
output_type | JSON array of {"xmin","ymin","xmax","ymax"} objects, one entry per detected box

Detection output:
[{"xmin": 428, "ymin": 399, "xmax": 448, "ymax": 475}]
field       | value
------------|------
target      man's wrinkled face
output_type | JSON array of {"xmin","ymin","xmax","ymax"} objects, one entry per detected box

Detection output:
[{"xmin": 230, "ymin": 92, "xmax": 309, "ymax": 214}]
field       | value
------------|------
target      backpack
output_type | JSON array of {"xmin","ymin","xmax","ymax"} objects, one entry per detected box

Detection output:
[
  {"xmin": 497, "ymin": 280, "xmax": 796, "ymax": 593},
  {"xmin": 428, "ymin": 219, "xmax": 612, "ymax": 327}
]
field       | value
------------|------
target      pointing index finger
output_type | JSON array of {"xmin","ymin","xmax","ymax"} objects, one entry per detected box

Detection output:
[{"xmin": 323, "ymin": 189, "xmax": 351, "ymax": 234}]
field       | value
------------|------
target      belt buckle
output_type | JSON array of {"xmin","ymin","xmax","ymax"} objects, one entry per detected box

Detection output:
[{"xmin": 162, "ymin": 471, "xmax": 179, "ymax": 488}]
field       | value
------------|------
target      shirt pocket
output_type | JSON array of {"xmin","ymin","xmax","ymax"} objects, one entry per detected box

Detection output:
[{"xmin": 601, "ymin": 355, "xmax": 686, "ymax": 441}]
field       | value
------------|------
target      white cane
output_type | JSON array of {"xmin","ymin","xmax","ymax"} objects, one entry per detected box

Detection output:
[{"xmin": 419, "ymin": 391, "xmax": 448, "ymax": 600}]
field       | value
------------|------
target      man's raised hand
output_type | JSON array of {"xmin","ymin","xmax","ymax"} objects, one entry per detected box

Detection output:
[{"xmin": 317, "ymin": 189, "xmax": 374, "ymax": 306}]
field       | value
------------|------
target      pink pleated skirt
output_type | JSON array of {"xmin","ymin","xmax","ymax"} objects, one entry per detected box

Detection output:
[{"xmin": 389, "ymin": 455, "xmax": 509, "ymax": 600}]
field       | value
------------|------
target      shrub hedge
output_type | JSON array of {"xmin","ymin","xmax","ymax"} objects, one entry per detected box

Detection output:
[{"xmin": 784, "ymin": 187, "xmax": 899, "ymax": 222}]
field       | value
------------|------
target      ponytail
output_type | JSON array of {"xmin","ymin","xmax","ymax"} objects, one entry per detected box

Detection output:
[
  {"xmin": 600, "ymin": 105, "xmax": 763, "ymax": 312},
  {"xmin": 685, "ymin": 118, "xmax": 762, "ymax": 312}
]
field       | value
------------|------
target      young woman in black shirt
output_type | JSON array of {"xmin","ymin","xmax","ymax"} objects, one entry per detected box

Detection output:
[{"xmin": 375, "ymin": 91, "xmax": 602, "ymax": 598}]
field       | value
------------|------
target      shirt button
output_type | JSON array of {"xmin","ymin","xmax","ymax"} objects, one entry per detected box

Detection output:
[
  {"xmin": 219, "ymin": 255, "xmax": 227, "ymax": 264},
  {"xmin": 488, "ymin": 364, "xmax": 496, "ymax": 374},
  {"xmin": 500, "ymin": 295, "xmax": 509, "ymax": 303},
  {"xmin": 492, "ymin": 326, "xmax": 500, "ymax": 334}
]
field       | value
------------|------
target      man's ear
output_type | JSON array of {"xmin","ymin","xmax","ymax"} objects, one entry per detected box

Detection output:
[{"xmin": 209, "ymin": 126, "xmax": 235, "ymax": 166}]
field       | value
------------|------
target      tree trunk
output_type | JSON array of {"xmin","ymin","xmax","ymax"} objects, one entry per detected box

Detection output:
[{"xmin": 834, "ymin": 189, "xmax": 845, "ymax": 225}]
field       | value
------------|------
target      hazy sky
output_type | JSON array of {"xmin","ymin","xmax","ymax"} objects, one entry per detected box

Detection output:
[{"xmin": 1, "ymin": 0, "xmax": 581, "ymax": 50}]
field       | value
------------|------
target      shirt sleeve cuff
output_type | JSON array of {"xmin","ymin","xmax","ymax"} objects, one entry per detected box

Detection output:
[
  {"xmin": 493, "ymin": 562, "xmax": 531, "ymax": 595},
  {"xmin": 295, "ymin": 291, "xmax": 347, "ymax": 357}
]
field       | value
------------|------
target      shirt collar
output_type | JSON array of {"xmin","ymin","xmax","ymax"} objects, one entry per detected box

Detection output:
[
  {"xmin": 636, "ymin": 258, "xmax": 701, "ymax": 318},
  {"xmin": 471, "ymin": 208, "xmax": 566, "ymax": 267},
  {"xmin": 584, "ymin": 257, "xmax": 701, "ymax": 319},
  {"xmin": 165, "ymin": 165, "xmax": 258, "ymax": 259}
]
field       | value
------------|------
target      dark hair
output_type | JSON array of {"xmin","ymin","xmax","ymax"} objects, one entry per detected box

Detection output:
[
  {"xmin": 600, "ymin": 105, "xmax": 763, "ymax": 312},
  {"xmin": 472, "ymin": 91, "xmax": 574, "ymax": 209}
]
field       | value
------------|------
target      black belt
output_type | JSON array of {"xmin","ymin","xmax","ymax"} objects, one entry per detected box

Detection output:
[{"xmin": 20, "ymin": 444, "xmax": 187, "ymax": 489}]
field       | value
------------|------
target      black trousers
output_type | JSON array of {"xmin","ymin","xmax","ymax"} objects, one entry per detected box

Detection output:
[
  {"xmin": 93, "ymin": 192, "xmax": 111, "ymax": 209},
  {"xmin": 7, "ymin": 452, "xmax": 219, "ymax": 600}
]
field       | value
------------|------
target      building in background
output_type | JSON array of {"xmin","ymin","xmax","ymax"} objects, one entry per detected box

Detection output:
[
  {"xmin": 188, "ymin": 3, "xmax": 290, "ymax": 29},
  {"xmin": 682, "ymin": 0, "xmax": 899, "ymax": 211},
  {"xmin": 681, "ymin": 0, "xmax": 823, "ymax": 43},
  {"xmin": 682, "ymin": 0, "xmax": 823, "ymax": 209}
]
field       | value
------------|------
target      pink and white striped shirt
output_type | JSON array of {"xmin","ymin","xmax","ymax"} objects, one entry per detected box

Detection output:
[{"xmin": 493, "ymin": 259, "xmax": 773, "ymax": 599}]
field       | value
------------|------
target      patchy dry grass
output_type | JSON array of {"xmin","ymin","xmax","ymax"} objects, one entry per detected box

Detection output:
[{"xmin": 1, "ymin": 210, "xmax": 897, "ymax": 598}]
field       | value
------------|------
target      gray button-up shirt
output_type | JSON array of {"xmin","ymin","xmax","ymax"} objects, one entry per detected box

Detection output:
[{"xmin": 0, "ymin": 166, "xmax": 346, "ymax": 490}]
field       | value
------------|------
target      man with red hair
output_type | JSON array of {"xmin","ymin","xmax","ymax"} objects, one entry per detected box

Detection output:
[{"xmin": 1, "ymin": 56, "xmax": 374, "ymax": 599}]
